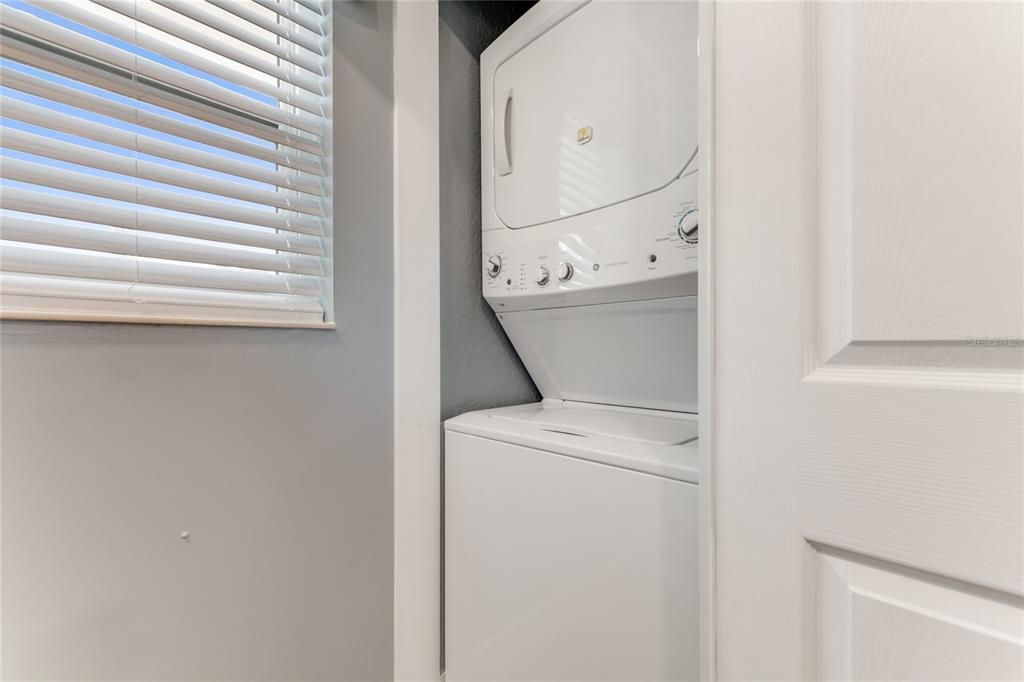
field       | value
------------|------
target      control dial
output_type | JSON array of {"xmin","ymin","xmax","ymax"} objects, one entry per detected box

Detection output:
[
  {"xmin": 677, "ymin": 208, "xmax": 699, "ymax": 244},
  {"xmin": 535, "ymin": 265, "xmax": 550, "ymax": 287},
  {"xmin": 485, "ymin": 255, "xmax": 502, "ymax": 278},
  {"xmin": 557, "ymin": 262, "xmax": 574, "ymax": 282}
]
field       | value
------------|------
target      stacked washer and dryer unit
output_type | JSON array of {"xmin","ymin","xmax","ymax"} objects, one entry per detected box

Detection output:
[{"xmin": 444, "ymin": 1, "xmax": 700, "ymax": 679}]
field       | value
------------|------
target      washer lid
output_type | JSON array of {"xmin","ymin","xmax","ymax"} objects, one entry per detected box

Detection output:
[
  {"xmin": 491, "ymin": 403, "xmax": 696, "ymax": 445},
  {"xmin": 445, "ymin": 402, "xmax": 699, "ymax": 483}
]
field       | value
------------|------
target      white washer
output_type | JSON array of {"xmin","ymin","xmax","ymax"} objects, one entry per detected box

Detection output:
[
  {"xmin": 445, "ymin": 1, "xmax": 700, "ymax": 679},
  {"xmin": 445, "ymin": 402, "xmax": 699, "ymax": 681}
]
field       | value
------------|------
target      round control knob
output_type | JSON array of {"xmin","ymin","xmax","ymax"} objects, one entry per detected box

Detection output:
[
  {"xmin": 535, "ymin": 265, "xmax": 550, "ymax": 286},
  {"xmin": 677, "ymin": 208, "xmax": 699, "ymax": 244},
  {"xmin": 485, "ymin": 255, "xmax": 502, "ymax": 278},
  {"xmin": 557, "ymin": 262, "xmax": 574, "ymax": 282}
]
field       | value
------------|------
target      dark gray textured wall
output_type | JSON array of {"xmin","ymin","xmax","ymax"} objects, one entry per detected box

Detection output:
[
  {"xmin": 0, "ymin": 4, "xmax": 395, "ymax": 680},
  {"xmin": 439, "ymin": 1, "xmax": 539, "ymax": 421}
]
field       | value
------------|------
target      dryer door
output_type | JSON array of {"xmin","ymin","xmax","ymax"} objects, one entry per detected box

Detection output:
[{"xmin": 491, "ymin": 0, "xmax": 697, "ymax": 229}]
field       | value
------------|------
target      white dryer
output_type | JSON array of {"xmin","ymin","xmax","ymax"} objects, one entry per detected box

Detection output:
[{"xmin": 445, "ymin": 1, "xmax": 700, "ymax": 679}]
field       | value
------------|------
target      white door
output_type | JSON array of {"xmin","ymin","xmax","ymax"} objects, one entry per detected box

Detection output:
[{"xmin": 709, "ymin": 2, "xmax": 1023, "ymax": 680}]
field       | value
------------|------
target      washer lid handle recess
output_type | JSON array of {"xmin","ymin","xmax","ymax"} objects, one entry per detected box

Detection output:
[{"xmin": 491, "ymin": 404, "xmax": 697, "ymax": 446}]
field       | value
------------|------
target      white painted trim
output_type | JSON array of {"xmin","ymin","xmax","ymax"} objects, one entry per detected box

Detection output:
[
  {"xmin": 392, "ymin": 1, "xmax": 441, "ymax": 680},
  {"xmin": 697, "ymin": 1, "xmax": 718, "ymax": 680},
  {"xmin": 0, "ymin": 359, "xmax": 3, "ymax": 676}
]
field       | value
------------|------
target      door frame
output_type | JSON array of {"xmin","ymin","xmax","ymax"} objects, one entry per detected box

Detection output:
[
  {"xmin": 394, "ymin": 1, "xmax": 722, "ymax": 679},
  {"xmin": 697, "ymin": 1, "xmax": 718, "ymax": 679},
  {"xmin": 393, "ymin": 1, "xmax": 441, "ymax": 680}
]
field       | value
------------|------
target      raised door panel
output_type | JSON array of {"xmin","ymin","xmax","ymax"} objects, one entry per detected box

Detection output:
[
  {"xmin": 819, "ymin": 555, "xmax": 1024, "ymax": 681},
  {"xmin": 800, "ymin": 379, "xmax": 1023, "ymax": 596},
  {"xmin": 817, "ymin": 1, "xmax": 1023, "ymax": 348},
  {"xmin": 801, "ymin": 0, "xmax": 1024, "ymax": 598},
  {"xmin": 849, "ymin": 2, "xmax": 1023, "ymax": 343}
]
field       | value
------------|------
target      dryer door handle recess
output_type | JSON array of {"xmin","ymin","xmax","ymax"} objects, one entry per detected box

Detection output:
[{"xmin": 496, "ymin": 89, "xmax": 514, "ymax": 176}]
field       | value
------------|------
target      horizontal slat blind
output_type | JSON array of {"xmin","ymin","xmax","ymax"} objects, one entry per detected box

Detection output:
[{"xmin": 0, "ymin": 0, "xmax": 333, "ymax": 327}]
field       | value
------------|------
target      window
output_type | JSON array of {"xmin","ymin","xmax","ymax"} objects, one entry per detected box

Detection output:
[{"xmin": 0, "ymin": 0, "xmax": 332, "ymax": 327}]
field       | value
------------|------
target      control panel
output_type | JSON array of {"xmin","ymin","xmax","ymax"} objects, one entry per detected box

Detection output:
[{"xmin": 483, "ymin": 171, "xmax": 698, "ymax": 311}]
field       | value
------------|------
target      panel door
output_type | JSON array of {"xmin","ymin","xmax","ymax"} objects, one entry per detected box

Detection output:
[{"xmin": 712, "ymin": 2, "xmax": 1023, "ymax": 680}]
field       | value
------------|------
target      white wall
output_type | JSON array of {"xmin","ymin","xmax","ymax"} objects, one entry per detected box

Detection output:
[{"xmin": 0, "ymin": 3, "xmax": 396, "ymax": 679}]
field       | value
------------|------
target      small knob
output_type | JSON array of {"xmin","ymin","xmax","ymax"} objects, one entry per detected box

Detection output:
[
  {"xmin": 535, "ymin": 265, "xmax": 550, "ymax": 286},
  {"xmin": 677, "ymin": 208, "xmax": 698, "ymax": 244},
  {"xmin": 557, "ymin": 262, "xmax": 574, "ymax": 282},
  {"xmin": 485, "ymin": 255, "xmax": 502, "ymax": 278}
]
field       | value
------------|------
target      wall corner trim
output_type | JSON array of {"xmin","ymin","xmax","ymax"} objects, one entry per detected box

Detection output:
[{"xmin": 393, "ymin": 1, "xmax": 442, "ymax": 680}]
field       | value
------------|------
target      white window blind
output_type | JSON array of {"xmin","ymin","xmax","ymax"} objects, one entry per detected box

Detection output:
[{"xmin": 0, "ymin": 0, "xmax": 333, "ymax": 327}]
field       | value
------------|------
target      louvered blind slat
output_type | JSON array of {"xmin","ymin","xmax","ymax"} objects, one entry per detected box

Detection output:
[
  {"xmin": 293, "ymin": 0, "xmax": 327, "ymax": 17},
  {"xmin": 2, "ymin": 273, "xmax": 325, "ymax": 326},
  {"xmin": 2, "ymin": 127, "xmax": 325, "ymax": 214},
  {"xmin": 2, "ymin": 98, "xmax": 324, "ymax": 194},
  {"xmin": 3, "ymin": 157, "xmax": 325, "ymax": 232},
  {"xmin": 251, "ymin": 0, "xmax": 327, "ymax": 36},
  {"xmin": 0, "ymin": 7, "xmax": 326, "ymax": 142},
  {"xmin": 0, "ymin": 0, "xmax": 333, "ymax": 327},
  {"xmin": 2, "ymin": 242, "xmax": 323, "ymax": 295},
  {"xmin": 2, "ymin": 215, "xmax": 325, "ymax": 275},
  {"xmin": 91, "ymin": 0, "xmax": 325, "ymax": 95},
  {"xmin": 151, "ymin": 0, "xmax": 325, "ymax": 76},
  {"xmin": 2, "ymin": 188, "xmax": 326, "ymax": 255},
  {"xmin": 0, "ymin": 66, "xmax": 325, "ymax": 173},
  {"xmin": 206, "ymin": 0, "xmax": 326, "ymax": 54},
  {"xmin": 29, "ymin": 0, "xmax": 325, "ymax": 114}
]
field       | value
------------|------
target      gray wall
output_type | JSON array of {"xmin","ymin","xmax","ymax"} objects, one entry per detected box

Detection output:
[
  {"xmin": 439, "ymin": 1, "xmax": 539, "ymax": 422},
  {"xmin": 0, "ymin": 4, "xmax": 395, "ymax": 680}
]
